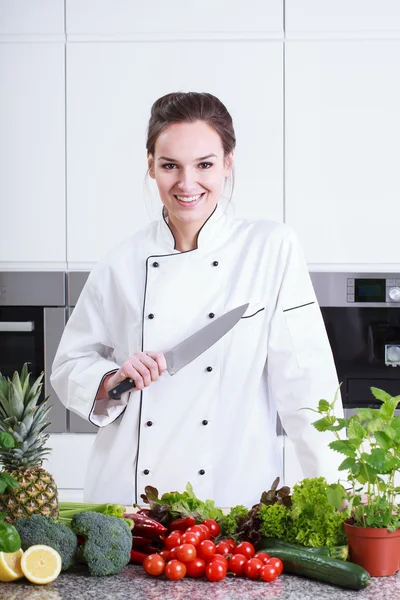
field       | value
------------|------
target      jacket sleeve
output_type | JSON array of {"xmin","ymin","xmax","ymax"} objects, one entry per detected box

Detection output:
[
  {"xmin": 267, "ymin": 227, "xmax": 344, "ymax": 483},
  {"xmin": 50, "ymin": 273, "xmax": 128, "ymax": 427}
]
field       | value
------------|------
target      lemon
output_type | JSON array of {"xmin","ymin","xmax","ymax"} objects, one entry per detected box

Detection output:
[
  {"xmin": 0, "ymin": 548, "xmax": 24, "ymax": 582},
  {"xmin": 20, "ymin": 545, "xmax": 62, "ymax": 585}
]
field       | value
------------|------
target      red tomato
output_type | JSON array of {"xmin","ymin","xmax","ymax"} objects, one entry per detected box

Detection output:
[
  {"xmin": 186, "ymin": 525, "xmax": 206, "ymax": 542},
  {"xmin": 260, "ymin": 563, "xmax": 278, "ymax": 582},
  {"xmin": 205, "ymin": 560, "xmax": 227, "ymax": 582},
  {"xmin": 180, "ymin": 532, "xmax": 200, "ymax": 547},
  {"xmin": 197, "ymin": 524, "xmax": 211, "ymax": 540},
  {"xmin": 197, "ymin": 540, "xmax": 216, "ymax": 561},
  {"xmin": 244, "ymin": 558, "xmax": 263, "ymax": 580},
  {"xmin": 234, "ymin": 542, "xmax": 255, "ymax": 559},
  {"xmin": 210, "ymin": 554, "xmax": 228, "ymax": 570},
  {"xmin": 215, "ymin": 541, "xmax": 231, "ymax": 556},
  {"xmin": 165, "ymin": 559, "xmax": 187, "ymax": 581},
  {"xmin": 168, "ymin": 547, "xmax": 179, "ymax": 560},
  {"xmin": 254, "ymin": 551, "xmax": 271, "ymax": 564},
  {"xmin": 164, "ymin": 533, "xmax": 182, "ymax": 550},
  {"xmin": 185, "ymin": 557, "xmax": 206, "ymax": 578},
  {"xmin": 143, "ymin": 554, "xmax": 165, "ymax": 576},
  {"xmin": 159, "ymin": 550, "xmax": 171, "ymax": 562},
  {"xmin": 176, "ymin": 544, "xmax": 197, "ymax": 564},
  {"xmin": 228, "ymin": 553, "xmax": 247, "ymax": 576},
  {"xmin": 266, "ymin": 557, "xmax": 283, "ymax": 576},
  {"xmin": 202, "ymin": 519, "xmax": 220, "ymax": 537},
  {"xmin": 223, "ymin": 539, "xmax": 236, "ymax": 552}
]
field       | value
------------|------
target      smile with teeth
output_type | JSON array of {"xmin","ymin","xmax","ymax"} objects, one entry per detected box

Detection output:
[{"xmin": 175, "ymin": 193, "xmax": 204, "ymax": 203}]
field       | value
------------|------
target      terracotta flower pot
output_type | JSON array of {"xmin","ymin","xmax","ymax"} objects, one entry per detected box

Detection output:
[{"xmin": 344, "ymin": 520, "xmax": 400, "ymax": 577}]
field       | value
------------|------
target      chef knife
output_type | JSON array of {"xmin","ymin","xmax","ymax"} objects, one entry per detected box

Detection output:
[{"xmin": 108, "ymin": 303, "xmax": 249, "ymax": 400}]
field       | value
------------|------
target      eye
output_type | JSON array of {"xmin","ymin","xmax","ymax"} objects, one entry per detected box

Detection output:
[
  {"xmin": 161, "ymin": 163, "xmax": 177, "ymax": 170},
  {"xmin": 198, "ymin": 162, "xmax": 213, "ymax": 169}
]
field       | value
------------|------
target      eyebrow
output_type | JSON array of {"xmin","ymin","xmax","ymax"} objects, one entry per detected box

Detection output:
[{"xmin": 158, "ymin": 154, "xmax": 217, "ymax": 162}]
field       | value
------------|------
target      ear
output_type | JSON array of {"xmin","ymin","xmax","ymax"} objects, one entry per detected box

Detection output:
[
  {"xmin": 224, "ymin": 150, "xmax": 234, "ymax": 177},
  {"xmin": 147, "ymin": 153, "xmax": 155, "ymax": 179}
]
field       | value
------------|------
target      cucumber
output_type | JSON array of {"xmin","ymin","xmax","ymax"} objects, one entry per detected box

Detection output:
[
  {"xmin": 257, "ymin": 546, "xmax": 370, "ymax": 590},
  {"xmin": 257, "ymin": 537, "xmax": 349, "ymax": 561}
]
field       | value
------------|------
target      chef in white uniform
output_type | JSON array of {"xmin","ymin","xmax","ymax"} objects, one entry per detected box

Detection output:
[{"xmin": 51, "ymin": 92, "xmax": 344, "ymax": 507}]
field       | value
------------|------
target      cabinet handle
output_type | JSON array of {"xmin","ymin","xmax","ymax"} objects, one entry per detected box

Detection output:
[{"xmin": 0, "ymin": 321, "xmax": 35, "ymax": 332}]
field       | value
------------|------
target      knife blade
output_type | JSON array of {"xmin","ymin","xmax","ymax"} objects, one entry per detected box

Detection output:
[{"xmin": 108, "ymin": 303, "xmax": 249, "ymax": 399}]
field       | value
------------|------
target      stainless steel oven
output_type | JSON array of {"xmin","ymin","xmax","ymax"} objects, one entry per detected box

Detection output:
[
  {"xmin": 0, "ymin": 272, "xmax": 67, "ymax": 432},
  {"xmin": 310, "ymin": 272, "xmax": 400, "ymax": 416}
]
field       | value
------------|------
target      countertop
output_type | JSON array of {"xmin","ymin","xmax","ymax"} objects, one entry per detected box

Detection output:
[{"xmin": 0, "ymin": 565, "xmax": 399, "ymax": 600}]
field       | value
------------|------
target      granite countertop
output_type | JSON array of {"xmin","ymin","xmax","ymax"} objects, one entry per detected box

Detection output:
[{"xmin": 0, "ymin": 565, "xmax": 399, "ymax": 600}]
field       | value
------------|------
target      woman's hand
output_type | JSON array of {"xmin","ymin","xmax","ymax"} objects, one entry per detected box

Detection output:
[{"xmin": 105, "ymin": 351, "xmax": 167, "ymax": 393}]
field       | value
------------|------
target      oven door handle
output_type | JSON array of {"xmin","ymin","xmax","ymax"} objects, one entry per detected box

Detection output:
[{"xmin": 0, "ymin": 321, "xmax": 35, "ymax": 332}]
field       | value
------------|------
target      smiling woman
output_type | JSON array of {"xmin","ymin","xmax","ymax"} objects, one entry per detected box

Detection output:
[{"xmin": 51, "ymin": 91, "xmax": 344, "ymax": 509}]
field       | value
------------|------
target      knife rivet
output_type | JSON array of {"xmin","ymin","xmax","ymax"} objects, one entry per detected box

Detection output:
[
  {"xmin": 206, "ymin": 366, "xmax": 213, "ymax": 372},
  {"xmin": 208, "ymin": 312, "xmax": 215, "ymax": 319},
  {"xmin": 212, "ymin": 261, "xmax": 219, "ymax": 266},
  {"xmin": 148, "ymin": 313, "xmax": 155, "ymax": 319},
  {"xmin": 143, "ymin": 469, "xmax": 150, "ymax": 475},
  {"xmin": 152, "ymin": 262, "xmax": 159, "ymax": 267},
  {"xmin": 146, "ymin": 421, "xmax": 153, "ymax": 427},
  {"xmin": 199, "ymin": 469, "xmax": 206, "ymax": 475},
  {"xmin": 202, "ymin": 420, "xmax": 208, "ymax": 426}
]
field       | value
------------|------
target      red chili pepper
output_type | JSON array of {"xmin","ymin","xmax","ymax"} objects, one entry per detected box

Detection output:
[
  {"xmin": 129, "ymin": 549, "xmax": 149, "ymax": 565},
  {"xmin": 168, "ymin": 517, "xmax": 196, "ymax": 532},
  {"xmin": 124, "ymin": 512, "xmax": 168, "ymax": 538},
  {"xmin": 136, "ymin": 508, "xmax": 151, "ymax": 516},
  {"xmin": 131, "ymin": 535, "xmax": 163, "ymax": 549}
]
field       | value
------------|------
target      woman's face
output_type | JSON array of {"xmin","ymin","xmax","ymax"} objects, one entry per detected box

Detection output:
[{"xmin": 148, "ymin": 120, "xmax": 233, "ymax": 229}]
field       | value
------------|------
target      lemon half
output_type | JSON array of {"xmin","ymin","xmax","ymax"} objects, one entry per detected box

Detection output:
[
  {"xmin": 20, "ymin": 545, "xmax": 62, "ymax": 585},
  {"xmin": 0, "ymin": 548, "xmax": 24, "ymax": 582}
]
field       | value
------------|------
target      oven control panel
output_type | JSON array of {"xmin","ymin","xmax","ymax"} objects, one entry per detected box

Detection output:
[{"xmin": 347, "ymin": 278, "xmax": 400, "ymax": 304}]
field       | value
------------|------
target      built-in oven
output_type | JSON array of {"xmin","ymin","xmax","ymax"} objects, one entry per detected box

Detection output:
[
  {"xmin": 0, "ymin": 272, "xmax": 67, "ymax": 432},
  {"xmin": 310, "ymin": 272, "xmax": 400, "ymax": 417}
]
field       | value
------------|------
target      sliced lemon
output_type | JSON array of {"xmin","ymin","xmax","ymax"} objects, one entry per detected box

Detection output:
[
  {"xmin": 20, "ymin": 545, "xmax": 62, "ymax": 585},
  {"xmin": 0, "ymin": 548, "xmax": 24, "ymax": 582}
]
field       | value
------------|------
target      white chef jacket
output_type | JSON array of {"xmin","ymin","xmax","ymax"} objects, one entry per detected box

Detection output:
[{"xmin": 51, "ymin": 203, "xmax": 344, "ymax": 507}]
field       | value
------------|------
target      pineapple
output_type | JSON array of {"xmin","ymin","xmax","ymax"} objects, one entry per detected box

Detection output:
[{"xmin": 0, "ymin": 363, "xmax": 59, "ymax": 522}]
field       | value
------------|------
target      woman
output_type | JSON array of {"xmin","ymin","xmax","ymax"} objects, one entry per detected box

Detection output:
[{"xmin": 51, "ymin": 92, "xmax": 343, "ymax": 507}]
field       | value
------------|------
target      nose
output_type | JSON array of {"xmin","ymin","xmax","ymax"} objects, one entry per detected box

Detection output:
[{"xmin": 176, "ymin": 167, "xmax": 196, "ymax": 192}]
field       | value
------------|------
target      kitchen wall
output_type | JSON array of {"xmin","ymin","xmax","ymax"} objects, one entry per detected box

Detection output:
[{"xmin": 1, "ymin": 0, "xmax": 400, "ymax": 500}]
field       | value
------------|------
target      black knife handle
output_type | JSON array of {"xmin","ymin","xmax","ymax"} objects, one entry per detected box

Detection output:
[{"xmin": 108, "ymin": 378, "xmax": 136, "ymax": 400}]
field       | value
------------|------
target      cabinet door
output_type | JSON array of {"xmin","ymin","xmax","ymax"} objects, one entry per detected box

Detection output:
[
  {"xmin": 0, "ymin": 43, "xmax": 65, "ymax": 266},
  {"xmin": 67, "ymin": 42, "xmax": 283, "ymax": 266},
  {"xmin": 285, "ymin": 41, "xmax": 400, "ymax": 265},
  {"xmin": 0, "ymin": 0, "xmax": 64, "ymax": 35}
]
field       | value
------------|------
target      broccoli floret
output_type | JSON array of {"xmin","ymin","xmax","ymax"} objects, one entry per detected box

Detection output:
[
  {"xmin": 71, "ymin": 511, "xmax": 131, "ymax": 577},
  {"xmin": 15, "ymin": 514, "xmax": 78, "ymax": 570}
]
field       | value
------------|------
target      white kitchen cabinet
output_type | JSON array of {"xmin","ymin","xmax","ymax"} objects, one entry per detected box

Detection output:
[
  {"xmin": 285, "ymin": 40, "xmax": 400, "ymax": 266},
  {"xmin": 286, "ymin": 0, "xmax": 400, "ymax": 36},
  {"xmin": 0, "ymin": 0, "xmax": 64, "ymax": 36},
  {"xmin": 67, "ymin": 41, "xmax": 283, "ymax": 266},
  {"xmin": 0, "ymin": 43, "xmax": 66, "ymax": 267},
  {"xmin": 66, "ymin": 0, "xmax": 282, "ymax": 38}
]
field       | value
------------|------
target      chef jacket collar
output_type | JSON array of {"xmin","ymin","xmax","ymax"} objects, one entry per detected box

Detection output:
[{"xmin": 157, "ymin": 202, "xmax": 229, "ymax": 253}]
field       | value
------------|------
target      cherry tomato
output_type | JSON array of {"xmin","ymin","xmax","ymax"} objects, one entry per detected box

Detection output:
[
  {"xmin": 185, "ymin": 557, "xmax": 206, "ymax": 578},
  {"xmin": 180, "ymin": 532, "xmax": 200, "ymax": 547},
  {"xmin": 210, "ymin": 554, "xmax": 228, "ymax": 570},
  {"xmin": 254, "ymin": 551, "xmax": 271, "ymax": 564},
  {"xmin": 165, "ymin": 559, "xmax": 187, "ymax": 581},
  {"xmin": 197, "ymin": 540, "xmax": 216, "ymax": 561},
  {"xmin": 260, "ymin": 563, "xmax": 278, "ymax": 582},
  {"xmin": 176, "ymin": 544, "xmax": 197, "ymax": 564},
  {"xmin": 143, "ymin": 554, "xmax": 165, "ymax": 576},
  {"xmin": 197, "ymin": 524, "xmax": 211, "ymax": 540},
  {"xmin": 205, "ymin": 559, "xmax": 227, "ymax": 582},
  {"xmin": 164, "ymin": 533, "xmax": 182, "ymax": 550},
  {"xmin": 168, "ymin": 546, "xmax": 179, "ymax": 560},
  {"xmin": 234, "ymin": 541, "xmax": 255, "ymax": 559},
  {"xmin": 202, "ymin": 519, "xmax": 220, "ymax": 537},
  {"xmin": 228, "ymin": 553, "xmax": 247, "ymax": 576},
  {"xmin": 215, "ymin": 541, "xmax": 231, "ymax": 556},
  {"xmin": 266, "ymin": 557, "xmax": 283, "ymax": 576},
  {"xmin": 186, "ymin": 525, "xmax": 206, "ymax": 542},
  {"xmin": 159, "ymin": 550, "xmax": 171, "ymax": 562},
  {"xmin": 223, "ymin": 538, "xmax": 236, "ymax": 552},
  {"xmin": 244, "ymin": 557, "xmax": 263, "ymax": 580}
]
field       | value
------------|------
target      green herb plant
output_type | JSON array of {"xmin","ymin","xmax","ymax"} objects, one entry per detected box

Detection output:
[
  {"xmin": 0, "ymin": 430, "xmax": 20, "ymax": 495},
  {"xmin": 307, "ymin": 386, "xmax": 400, "ymax": 531}
]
